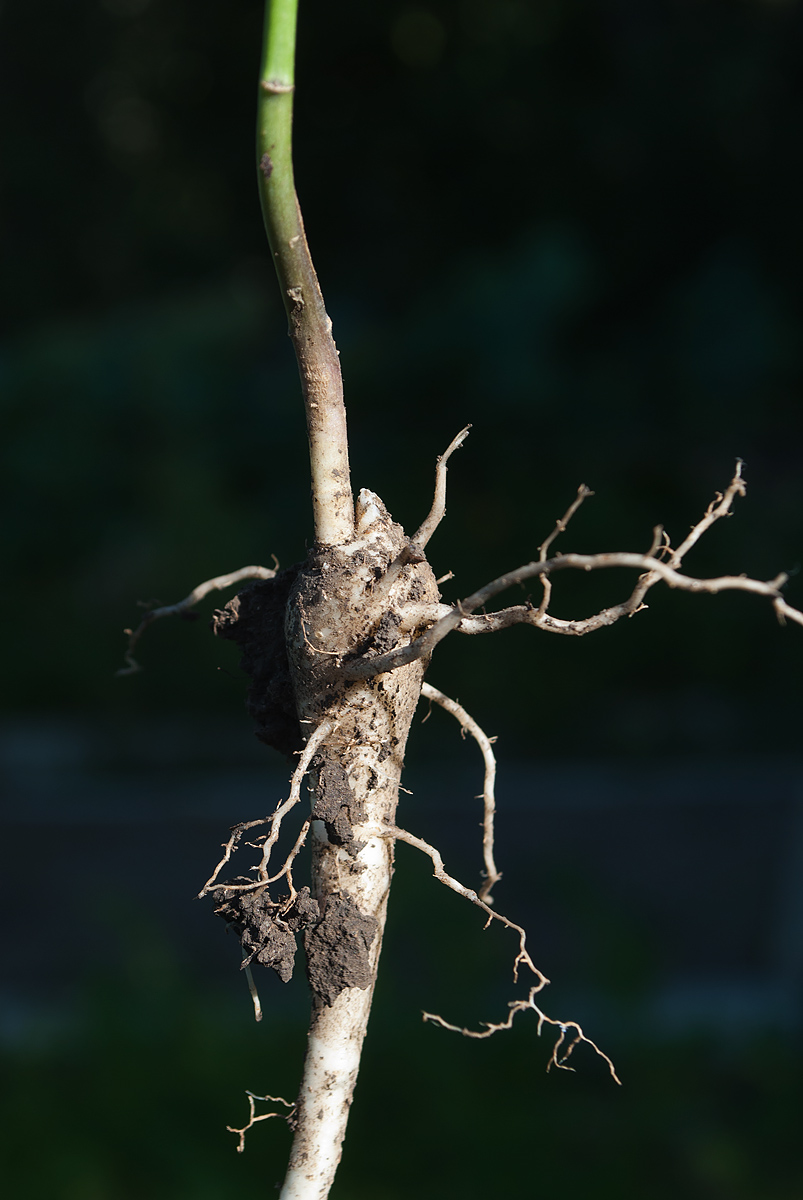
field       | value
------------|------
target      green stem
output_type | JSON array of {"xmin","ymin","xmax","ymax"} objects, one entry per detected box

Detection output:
[{"xmin": 257, "ymin": 0, "xmax": 354, "ymax": 546}]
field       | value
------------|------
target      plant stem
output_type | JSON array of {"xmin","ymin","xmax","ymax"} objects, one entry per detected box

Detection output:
[
  {"xmin": 278, "ymin": 516, "xmax": 440, "ymax": 1199},
  {"xmin": 257, "ymin": 0, "xmax": 354, "ymax": 546}
]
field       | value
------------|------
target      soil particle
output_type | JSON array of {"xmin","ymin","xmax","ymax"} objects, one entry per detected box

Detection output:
[
  {"xmin": 214, "ymin": 885, "xmax": 320, "ymax": 983},
  {"xmin": 369, "ymin": 610, "xmax": 402, "ymax": 654},
  {"xmin": 310, "ymin": 753, "xmax": 366, "ymax": 846},
  {"xmin": 211, "ymin": 566, "xmax": 302, "ymax": 758},
  {"xmin": 304, "ymin": 895, "xmax": 378, "ymax": 1006}
]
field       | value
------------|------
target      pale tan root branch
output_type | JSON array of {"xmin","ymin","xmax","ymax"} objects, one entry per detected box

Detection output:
[
  {"xmin": 227, "ymin": 1091, "xmax": 296, "ymax": 1153},
  {"xmin": 536, "ymin": 484, "xmax": 594, "ymax": 615},
  {"xmin": 669, "ymin": 461, "xmax": 745, "ymax": 564},
  {"xmin": 440, "ymin": 523, "xmax": 668, "ymax": 638},
  {"xmin": 380, "ymin": 825, "xmax": 618, "ymax": 1081},
  {"xmin": 271, "ymin": 819, "xmax": 311, "ymax": 899},
  {"xmin": 253, "ymin": 721, "xmax": 332, "ymax": 880},
  {"xmin": 376, "ymin": 824, "xmax": 547, "ymax": 987},
  {"xmin": 198, "ymin": 720, "xmax": 333, "ymax": 897},
  {"xmin": 345, "ymin": 465, "xmax": 802, "ymax": 678},
  {"xmin": 242, "ymin": 956, "xmax": 263, "ymax": 1022},
  {"xmin": 775, "ymin": 596, "xmax": 803, "ymax": 628},
  {"xmin": 351, "ymin": 549, "xmax": 796, "ymax": 675},
  {"xmin": 538, "ymin": 484, "xmax": 595, "ymax": 562},
  {"xmin": 464, "ymin": 464, "xmax": 753, "ymax": 638},
  {"xmin": 412, "ymin": 425, "xmax": 471, "ymax": 548},
  {"xmin": 117, "ymin": 562, "xmax": 278, "ymax": 675},
  {"xmin": 420, "ymin": 682, "xmax": 502, "ymax": 903},
  {"xmin": 423, "ymin": 986, "xmax": 621, "ymax": 1085}
]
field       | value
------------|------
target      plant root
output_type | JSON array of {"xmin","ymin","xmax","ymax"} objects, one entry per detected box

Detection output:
[
  {"xmin": 198, "ymin": 718, "xmax": 334, "ymax": 897},
  {"xmin": 117, "ymin": 562, "xmax": 278, "ymax": 675},
  {"xmin": 227, "ymin": 1091, "xmax": 296, "ymax": 1153},
  {"xmin": 420, "ymin": 682, "xmax": 501, "ymax": 903},
  {"xmin": 423, "ymin": 986, "xmax": 622, "ymax": 1084}
]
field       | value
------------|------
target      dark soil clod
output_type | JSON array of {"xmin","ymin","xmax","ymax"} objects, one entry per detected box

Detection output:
[
  {"xmin": 304, "ymin": 894, "xmax": 378, "ymax": 1006},
  {"xmin": 211, "ymin": 567, "xmax": 303, "ymax": 758},
  {"xmin": 214, "ymin": 884, "xmax": 320, "ymax": 983}
]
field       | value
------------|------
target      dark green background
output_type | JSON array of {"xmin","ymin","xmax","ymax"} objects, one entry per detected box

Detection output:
[{"xmin": 3, "ymin": 1, "xmax": 802, "ymax": 1196}]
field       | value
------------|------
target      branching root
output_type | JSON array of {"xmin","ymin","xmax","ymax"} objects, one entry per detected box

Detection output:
[
  {"xmin": 378, "ymin": 823, "xmax": 620, "ymax": 1082},
  {"xmin": 423, "ymin": 987, "xmax": 622, "ymax": 1085},
  {"xmin": 227, "ymin": 1091, "xmax": 296, "ymax": 1153},
  {"xmin": 198, "ymin": 718, "xmax": 333, "ymax": 898},
  {"xmin": 344, "ymin": 463, "xmax": 803, "ymax": 678},
  {"xmin": 377, "ymin": 824, "xmax": 547, "ymax": 987},
  {"xmin": 412, "ymin": 425, "xmax": 472, "ymax": 548},
  {"xmin": 538, "ymin": 483, "xmax": 595, "ymax": 562},
  {"xmin": 117, "ymin": 562, "xmax": 278, "ymax": 675}
]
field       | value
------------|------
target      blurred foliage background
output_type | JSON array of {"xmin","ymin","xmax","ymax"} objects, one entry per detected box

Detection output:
[{"xmin": 3, "ymin": 0, "xmax": 803, "ymax": 1196}]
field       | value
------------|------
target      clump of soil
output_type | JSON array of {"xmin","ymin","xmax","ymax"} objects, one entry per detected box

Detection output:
[
  {"xmin": 304, "ymin": 895, "xmax": 378, "ymax": 1006},
  {"xmin": 214, "ymin": 884, "xmax": 320, "ymax": 983},
  {"xmin": 211, "ymin": 567, "xmax": 302, "ymax": 758},
  {"xmin": 214, "ymin": 883, "xmax": 377, "ymax": 1005},
  {"xmin": 310, "ymin": 753, "xmax": 367, "ymax": 847}
]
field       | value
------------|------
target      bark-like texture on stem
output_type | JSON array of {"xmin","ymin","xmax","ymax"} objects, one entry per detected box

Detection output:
[
  {"xmin": 257, "ymin": 1, "xmax": 353, "ymax": 546},
  {"xmin": 277, "ymin": 490, "xmax": 440, "ymax": 1200}
]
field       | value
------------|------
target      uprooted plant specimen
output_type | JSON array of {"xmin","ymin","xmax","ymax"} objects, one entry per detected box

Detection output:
[
  {"xmin": 121, "ymin": 451, "xmax": 801, "ymax": 1149},
  {"xmin": 117, "ymin": 4, "xmax": 803, "ymax": 1197}
]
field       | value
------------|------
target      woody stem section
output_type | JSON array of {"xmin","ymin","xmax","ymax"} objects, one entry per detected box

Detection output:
[{"xmin": 257, "ymin": 0, "xmax": 354, "ymax": 546}]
